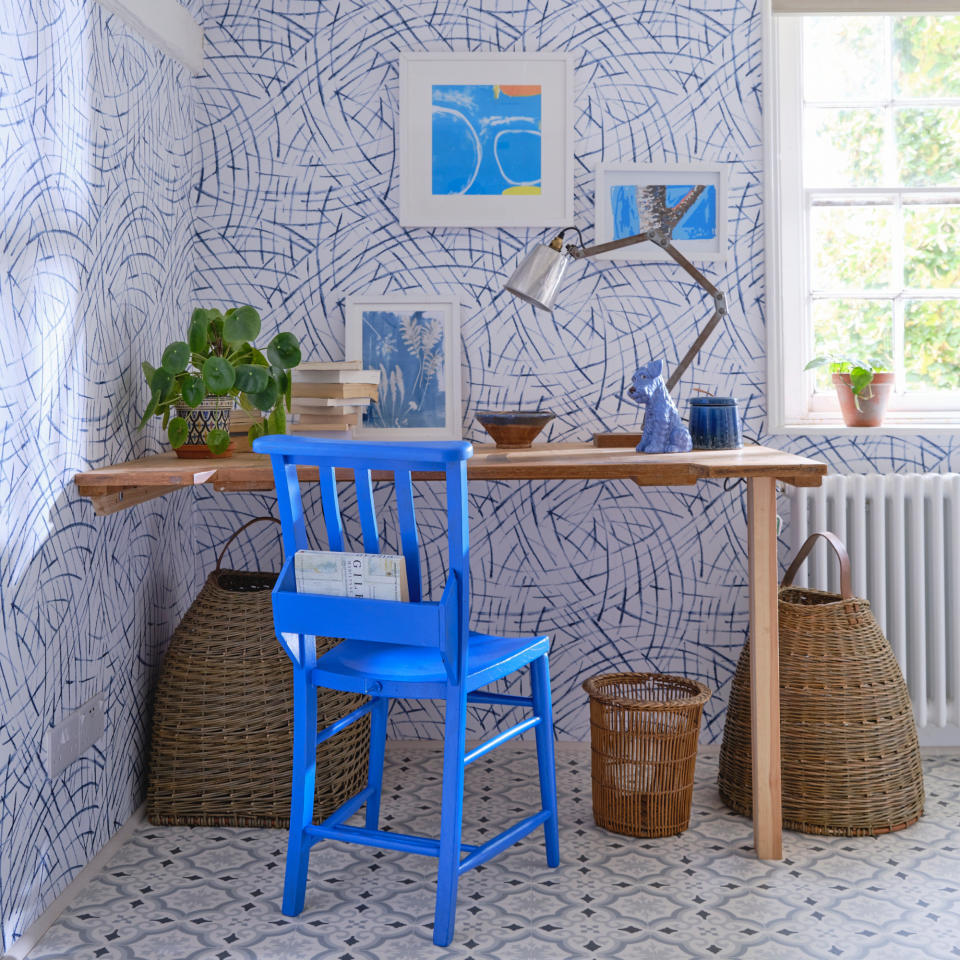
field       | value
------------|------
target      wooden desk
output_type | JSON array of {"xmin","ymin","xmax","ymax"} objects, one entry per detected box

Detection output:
[{"xmin": 74, "ymin": 441, "xmax": 827, "ymax": 860}]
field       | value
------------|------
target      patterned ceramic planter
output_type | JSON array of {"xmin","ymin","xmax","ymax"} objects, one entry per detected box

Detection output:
[{"xmin": 174, "ymin": 395, "xmax": 235, "ymax": 458}]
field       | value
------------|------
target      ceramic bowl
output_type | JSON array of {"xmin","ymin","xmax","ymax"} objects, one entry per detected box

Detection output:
[{"xmin": 475, "ymin": 410, "xmax": 556, "ymax": 449}]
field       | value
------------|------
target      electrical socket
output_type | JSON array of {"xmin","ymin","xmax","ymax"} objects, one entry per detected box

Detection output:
[{"xmin": 46, "ymin": 694, "xmax": 106, "ymax": 778}]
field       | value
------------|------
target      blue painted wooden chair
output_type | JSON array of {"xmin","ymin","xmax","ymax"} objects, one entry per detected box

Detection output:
[{"xmin": 253, "ymin": 435, "xmax": 560, "ymax": 947}]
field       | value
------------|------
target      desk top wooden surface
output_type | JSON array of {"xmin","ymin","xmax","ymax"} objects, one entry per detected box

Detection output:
[{"xmin": 74, "ymin": 442, "xmax": 826, "ymax": 514}]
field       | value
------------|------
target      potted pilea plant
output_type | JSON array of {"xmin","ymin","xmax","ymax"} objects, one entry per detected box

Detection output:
[
  {"xmin": 139, "ymin": 305, "xmax": 302, "ymax": 457},
  {"xmin": 804, "ymin": 354, "xmax": 894, "ymax": 428}
]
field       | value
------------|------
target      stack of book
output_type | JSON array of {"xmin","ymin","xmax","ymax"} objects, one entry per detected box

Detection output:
[{"xmin": 289, "ymin": 360, "xmax": 379, "ymax": 435}]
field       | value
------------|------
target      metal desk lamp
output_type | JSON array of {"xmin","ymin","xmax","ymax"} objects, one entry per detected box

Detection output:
[{"xmin": 504, "ymin": 226, "xmax": 727, "ymax": 393}]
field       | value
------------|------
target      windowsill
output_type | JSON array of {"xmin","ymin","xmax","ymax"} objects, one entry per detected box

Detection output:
[{"xmin": 772, "ymin": 413, "xmax": 960, "ymax": 436}]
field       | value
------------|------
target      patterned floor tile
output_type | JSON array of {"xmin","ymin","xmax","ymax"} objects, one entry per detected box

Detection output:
[{"xmin": 26, "ymin": 745, "xmax": 960, "ymax": 960}]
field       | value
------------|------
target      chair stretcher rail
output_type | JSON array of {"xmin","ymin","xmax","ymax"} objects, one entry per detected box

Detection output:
[
  {"xmin": 463, "ymin": 717, "xmax": 541, "ymax": 766},
  {"xmin": 457, "ymin": 811, "xmax": 551, "ymax": 875}
]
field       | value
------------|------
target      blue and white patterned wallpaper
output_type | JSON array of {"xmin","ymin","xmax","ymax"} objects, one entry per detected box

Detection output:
[
  {"xmin": 189, "ymin": 0, "xmax": 771, "ymax": 745},
  {"xmin": 4, "ymin": 0, "xmax": 960, "ymax": 949},
  {"xmin": 191, "ymin": 0, "xmax": 960, "ymax": 743},
  {"xmin": 0, "ymin": 1, "xmax": 200, "ymax": 950}
]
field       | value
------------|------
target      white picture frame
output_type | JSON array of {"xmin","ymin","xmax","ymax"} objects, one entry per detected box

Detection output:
[
  {"xmin": 345, "ymin": 296, "xmax": 462, "ymax": 440},
  {"xmin": 398, "ymin": 51, "xmax": 574, "ymax": 228},
  {"xmin": 593, "ymin": 163, "xmax": 728, "ymax": 264}
]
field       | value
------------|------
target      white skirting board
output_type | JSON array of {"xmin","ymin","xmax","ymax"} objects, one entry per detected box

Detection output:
[{"xmin": 2, "ymin": 804, "xmax": 146, "ymax": 960}]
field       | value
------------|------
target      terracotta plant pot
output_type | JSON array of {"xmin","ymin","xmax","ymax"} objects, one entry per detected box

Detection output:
[
  {"xmin": 832, "ymin": 372, "xmax": 894, "ymax": 428},
  {"xmin": 174, "ymin": 396, "xmax": 235, "ymax": 458}
]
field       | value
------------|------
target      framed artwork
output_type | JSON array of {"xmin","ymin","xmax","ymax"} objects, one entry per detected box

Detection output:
[
  {"xmin": 345, "ymin": 296, "xmax": 462, "ymax": 440},
  {"xmin": 593, "ymin": 164, "xmax": 728, "ymax": 264},
  {"xmin": 398, "ymin": 52, "xmax": 574, "ymax": 228}
]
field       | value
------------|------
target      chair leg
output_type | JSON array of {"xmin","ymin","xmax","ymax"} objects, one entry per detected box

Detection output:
[
  {"xmin": 282, "ymin": 668, "xmax": 318, "ymax": 916},
  {"xmin": 433, "ymin": 685, "xmax": 467, "ymax": 947},
  {"xmin": 531, "ymin": 654, "xmax": 560, "ymax": 868},
  {"xmin": 365, "ymin": 696, "xmax": 389, "ymax": 830}
]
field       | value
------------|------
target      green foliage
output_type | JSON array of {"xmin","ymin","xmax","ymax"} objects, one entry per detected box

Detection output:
[
  {"xmin": 267, "ymin": 332, "xmax": 302, "ymax": 369},
  {"xmin": 168, "ymin": 417, "xmax": 189, "ymax": 449},
  {"xmin": 139, "ymin": 305, "xmax": 301, "ymax": 454},
  {"xmin": 894, "ymin": 16, "xmax": 960, "ymax": 98},
  {"xmin": 904, "ymin": 205, "xmax": 960, "ymax": 288},
  {"xmin": 904, "ymin": 300, "xmax": 960, "ymax": 391},
  {"xmin": 206, "ymin": 429, "xmax": 231, "ymax": 456},
  {"xmin": 234, "ymin": 363, "xmax": 269, "ymax": 394},
  {"xmin": 805, "ymin": 354, "xmax": 889, "ymax": 385},
  {"xmin": 224, "ymin": 304, "xmax": 261, "ymax": 344},
  {"xmin": 806, "ymin": 15, "xmax": 960, "ymax": 394},
  {"xmin": 805, "ymin": 353, "xmax": 889, "ymax": 408},
  {"xmin": 180, "ymin": 375, "xmax": 205, "ymax": 408},
  {"xmin": 896, "ymin": 107, "xmax": 960, "ymax": 187},
  {"xmin": 202, "ymin": 355, "xmax": 236, "ymax": 394},
  {"xmin": 161, "ymin": 341, "xmax": 190, "ymax": 374},
  {"xmin": 188, "ymin": 310, "xmax": 209, "ymax": 353},
  {"xmin": 811, "ymin": 206, "xmax": 892, "ymax": 290}
]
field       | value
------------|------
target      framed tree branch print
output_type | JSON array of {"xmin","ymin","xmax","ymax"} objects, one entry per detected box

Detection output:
[{"xmin": 593, "ymin": 163, "xmax": 728, "ymax": 264}]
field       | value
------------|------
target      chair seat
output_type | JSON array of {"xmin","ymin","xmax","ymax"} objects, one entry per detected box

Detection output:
[{"xmin": 312, "ymin": 630, "xmax": 550, "ymax": 696}]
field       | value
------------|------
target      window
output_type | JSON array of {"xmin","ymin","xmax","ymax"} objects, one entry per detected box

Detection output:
[{"xmin": 768, "ymin": 6, "xmax": 960, "ymax": 431}]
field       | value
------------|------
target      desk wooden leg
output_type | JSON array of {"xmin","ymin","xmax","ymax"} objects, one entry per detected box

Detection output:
[{"xmin": 747, "ymin": 476, "xmax": 783, "ymax": 860}]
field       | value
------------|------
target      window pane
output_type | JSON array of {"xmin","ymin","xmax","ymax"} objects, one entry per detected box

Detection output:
[
  {"xmin": 896, "ymin": 108, "xmax": 960, "ymax": 187},
  {"xmin": 904, "ymin": 300, "xmax": 960, "ymax": 391},
  {"xmin": 894, "ymin": 16, "xmax": 960, "ymax": 99},
  {"xmin": 811, "ymin": 299, "xmax": 894, "ymax": 391},
  {"xmin": 904, "ymin": 204, "xmax": 960, "ymax": 288},
  {"xmin": 804, "ymin": 17, "xmax": 888, "ymax": 102},
  {"xmin": 804, "ymin": 109, "xmax": 885, "ymax": 188},
  {"xmin": 810, "ymin": 205, "xmax": 893, "ymax": 290}
]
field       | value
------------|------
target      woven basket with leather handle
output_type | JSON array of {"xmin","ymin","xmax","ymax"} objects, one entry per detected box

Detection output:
[
  {"xmin": 718, "ymin": 531, "xmax": 924, "ymax": 836},
  {"xmin": 147, "ymin": 517, "xmax": 370, "ymax": 828}
]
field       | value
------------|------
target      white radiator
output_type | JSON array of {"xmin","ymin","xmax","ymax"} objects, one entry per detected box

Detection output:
[{"xmin": 790, "ymin": 474, "xmax": 960, "ymax": 745}]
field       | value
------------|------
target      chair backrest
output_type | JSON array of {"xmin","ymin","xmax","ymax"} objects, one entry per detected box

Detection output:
[{"xmin": 254, "ymin": 435, "xmax": 473, "ymax": 679}]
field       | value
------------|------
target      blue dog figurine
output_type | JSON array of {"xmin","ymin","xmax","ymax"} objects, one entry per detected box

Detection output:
[{"xmin": 626, "ymin": 359, "xmax": 692, "ymax": 454}]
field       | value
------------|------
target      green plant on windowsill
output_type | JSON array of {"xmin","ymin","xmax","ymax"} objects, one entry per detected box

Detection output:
[
  {"xmin": 804, "ymin": 354, "xmax": 890, "ymax": 403},
  {"xmin": 804, "ymin": 353, "xmax": 894, "ymax": 427},
  {"xmin": 139, "ymin": 305, "xmax": 302, "ymax": 455}
]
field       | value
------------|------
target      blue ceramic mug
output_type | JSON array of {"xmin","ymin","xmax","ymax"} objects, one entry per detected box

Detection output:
[{"xmin": 688, "ymin": 397, "xmax": 743, "ymax": 450}]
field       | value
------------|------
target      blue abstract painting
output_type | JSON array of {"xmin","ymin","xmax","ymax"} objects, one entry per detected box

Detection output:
[
  {"xmin": 432, "ymin": 84, "xmax": 542, "ymax": 196},
  {"xmin": 362, "ymin": 310, "xmax": 447, "ymax": 428},
  {"xmin": 611, "ymin": 183, "xmax": 718, "ymax": 240}
]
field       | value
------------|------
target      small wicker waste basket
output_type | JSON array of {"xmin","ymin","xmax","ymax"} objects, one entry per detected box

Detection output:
[
  {"xmin": 583, "ymin": 672, "xmax": 711, "ymax": 838},
  {"xmin": 718, "ymin": 531, "xmax": 924, "ymax": 837},
  {"xmin": 147, "ymin": 518, "xmax": 370, "ymax": 828}
]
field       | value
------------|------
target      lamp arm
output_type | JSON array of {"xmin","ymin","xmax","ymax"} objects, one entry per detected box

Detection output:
[
  {"xmin": 567, "ymin": 230, "xmax": 728, "ymax": 392},
  {"xmin": 568, "ymin": 230, "xmax": 658, "ymax": 260}
]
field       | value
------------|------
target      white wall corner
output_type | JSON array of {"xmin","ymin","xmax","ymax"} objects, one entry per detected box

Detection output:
[{"xmin": 95, "ymin": 0, "xmax": 203, "ymax": 75}]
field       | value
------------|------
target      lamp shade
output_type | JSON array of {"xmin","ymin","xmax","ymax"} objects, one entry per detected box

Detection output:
[{"xmin": 503, "ymin": 243, "xmax": 572, "ymax": 312}]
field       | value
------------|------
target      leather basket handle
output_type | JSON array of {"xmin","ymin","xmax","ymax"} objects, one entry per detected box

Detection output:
[
  {"xmin": 216, "ymin": 516, "xmax": 282, "ymax": 572},
  {"xmin": 781, "ymin": 531, "xmax": 853, "ymax": 599}
]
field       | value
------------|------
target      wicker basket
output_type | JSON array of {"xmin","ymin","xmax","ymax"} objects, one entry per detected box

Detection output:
[
  {"xmin": 718, "ymin": 531, "xmax": 924, "ymax": 837},
  {"xmin": 583, "ymin": 672, "xmax": 711, "ymax": 838},
  {"xmin": 147, "ymin": 518, "xmax": 371, "ymax": 828}
]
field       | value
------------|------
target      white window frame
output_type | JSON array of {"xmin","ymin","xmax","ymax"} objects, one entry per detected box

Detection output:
[{"xmin": 765, "ymin": 5, "xmax": 960, "ymax": 433}]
